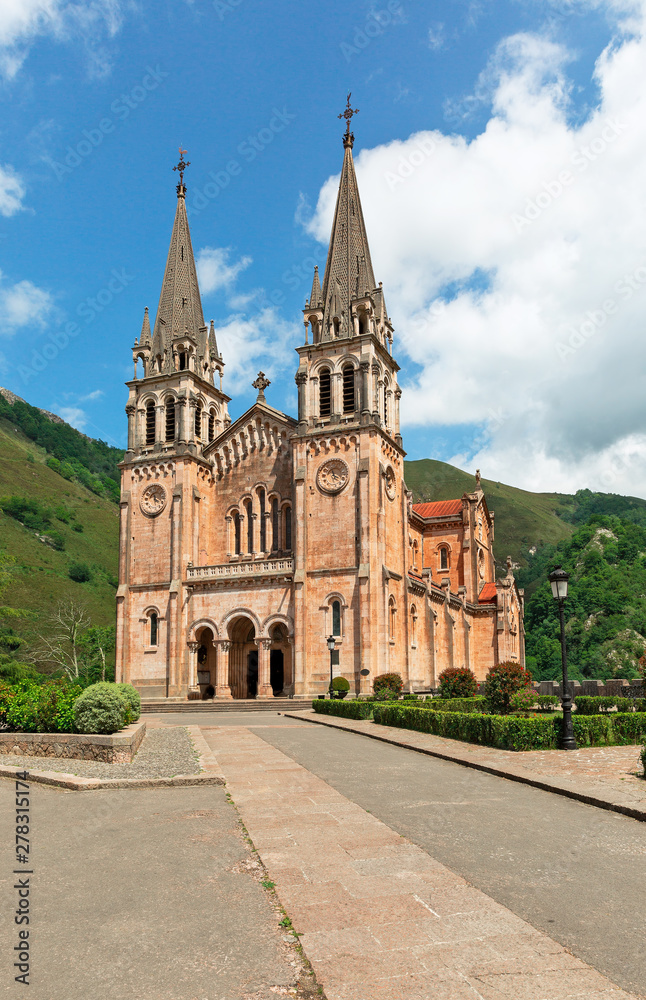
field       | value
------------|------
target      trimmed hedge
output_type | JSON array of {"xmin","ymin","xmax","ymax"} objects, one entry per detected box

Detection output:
[
  {"xmin": 427, "ymin": 696, "xmax": 486, "ymax": 714},
  {"xmin": 372, "ymin": 704, "xmax": 646, "ymax": 751},
  {"xmin": 575, "ymin": 696, "xmax": 646, "ymax": 715},
  {"xmin": 312, "ymin": 699, "xmax": 374, "ymax": 720}
]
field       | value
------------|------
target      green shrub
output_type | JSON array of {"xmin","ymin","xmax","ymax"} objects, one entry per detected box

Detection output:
[
  {"xmin": 0, "ymin": 656, "xmax": 45, "ymax": 685},
  {"xmin": 510, "ymin": 689, "xmax": 538, "ymax": 714},
  {"xmin": 331, "ymin": 676, "xmax": 350, "ymax": 699},
  {"xmin": 536, "ymin": 695, "xmax": 559, "ymax": 712},
  {"xmin": 5, "ymin": 686, "xmax": 41, "ymax": 732},
  {"xmin": 68, "ymin": 562, "xmax": 91, "ymax": 583},
  {"xmin": 74, "ymin": 682, "xmax": 128, "ymax": 734},
  {"xmin": 372, "ymin": 704, "xmax": 646, "ymax": 751},
  {"xmin": 641, "ymin": 745, "xmax": 646, "ymax": 778},
  {"xmin": 484, "ymin": 661, "xmax": 533, "ymax": 715},
  {"xmin": 373, "ymin": 673, "xmax": 403, "ymax": 697},
  {"xmin": 312, "ymin": 699, "xmax": 374, "ymax": 720},
  {"xmin": 115, "ymin": 683, "xmax": 141, "ymax": 722},
  {"xmin": 428, "ymin": 696, "xmax": 486, "ymax": 713},
  {"xmin": 47, "ymin": 530, "xmax": 65, "ymax": 551},
  {"xmin": 35, "ymin": 680, "xmax": 82, "ymax": 733},
  {"xmin": 438, "ymin": 667, "xmax": 478, "ymax": 699}
]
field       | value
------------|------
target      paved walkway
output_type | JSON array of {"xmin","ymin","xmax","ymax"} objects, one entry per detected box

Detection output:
[
  {"xmin": 202, "ymin": 725, "xmax": 644, "ymax": 1000},
  {"xmin": 285, "ymin": 711, "xmax": 646, "ymax": 820}
]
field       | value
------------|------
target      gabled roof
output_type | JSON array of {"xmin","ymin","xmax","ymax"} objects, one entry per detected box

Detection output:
[
  {"xmin": 204, "ymin": 399, "xmax": 296, "ymax": 457},
  {"xmin": 478, "ymin": 582, "xmax": 497, "ymax": 603},
  {"xmin": 413, "ymin": 499, "xmax": 463, "ymax": 519}
]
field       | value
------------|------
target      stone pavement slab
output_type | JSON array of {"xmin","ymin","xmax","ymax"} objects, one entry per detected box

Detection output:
[
  {"xmin": 203, "ymin": 725, "xmax": 644, "ymax": 1000},
  {"xmin": 284, "ymin": 710, "xmax": 646, "ymax": 820},
  {"xmin": 0, "ymin": 779, "xmax": 318, "ymax": 999}
]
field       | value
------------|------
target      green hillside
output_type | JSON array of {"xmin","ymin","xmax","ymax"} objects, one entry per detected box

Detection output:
[
  {"xmin": 404, "ymin": 458, "xmax": 576, "ymax": 570},
  {"xmin": 0, "ymin": 417, "xmax": 120, "ymax": 651}
]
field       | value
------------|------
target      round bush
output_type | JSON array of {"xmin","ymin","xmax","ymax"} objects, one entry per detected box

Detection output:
[
  {"xmin": 68, "ymin": 562, "xmax": 91, "ymax": 583},
  {"xmin": 116, "ymin": 682, "xmax": 141, "ymax": 722},
  {"xmin": 438, "ymin": 667, "xmax": 478, "ymax": 699},
  {"xmin": 74, "ymin": 682, "xmax": 128, "ymax": 734},
  {"xmin": 332, "ymin": 676, "xmax": 350, "ymax": 699},
  {"xmin": 484, "ymin": 661, "xmax": 533, "ymax": 715},
  {"xmin": 373, "ymin": 673, "xmax": 403, "ymax": 697}
]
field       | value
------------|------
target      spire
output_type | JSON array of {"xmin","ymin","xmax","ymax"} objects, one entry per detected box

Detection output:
[
  {"xmin": 208, "ymin": 319, "xmax": 221, "ymax": 361},
  {"xmin": 309, "ymin": 266, "xmax": 322, "ymax": 308},
  {"xmin": 139, "ymin": 306, "xmax": 151, "ymax": 346},
  {"xmin": 319, "ymin": 118, "xmax": 376, "ymax": 340},
  {"xmin": 151, "ymin": 150, "xmax": 205, "ymax": 371}
]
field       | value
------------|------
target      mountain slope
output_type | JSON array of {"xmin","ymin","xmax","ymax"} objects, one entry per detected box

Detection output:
[
  {"xmin": 404, "ymin": 458, "xmax": 577, "ymax": 568},
  {"xmin": 0, "ymin": 417, "xmax": 119, "ymax": 645}
]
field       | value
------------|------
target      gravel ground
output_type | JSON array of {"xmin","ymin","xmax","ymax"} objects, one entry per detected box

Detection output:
[{"xmin": 0, "ymin": 726, "xmax": 201, "ymax": 779}]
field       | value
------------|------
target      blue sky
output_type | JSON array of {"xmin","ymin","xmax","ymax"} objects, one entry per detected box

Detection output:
[{"xmin": 3, "ymin": 0, "xmax": 646, "ymax": 496}]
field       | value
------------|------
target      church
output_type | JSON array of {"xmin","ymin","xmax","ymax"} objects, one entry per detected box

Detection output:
[{"xmin": 114, "ymin": 107, "xmax": 525, "ymax": 701}]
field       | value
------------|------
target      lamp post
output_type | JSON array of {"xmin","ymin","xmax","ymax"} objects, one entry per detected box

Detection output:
[
  {"xmin": 548, "ymin": 566, "xmax": 577, "ymax": 750},
  {"xmin": 327, "ymin": 635, "xmax": 336, "ymax": 699}
]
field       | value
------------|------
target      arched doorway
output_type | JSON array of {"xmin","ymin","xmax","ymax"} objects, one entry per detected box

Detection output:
[
  {"xmin": 227, "ymin": 615, "xmax": 257, "ymax": 698},
  {"xmin": 195, "ymin": 626, "xmax": 216, "ymax": 699},
  {"xmin": 269, "ymin": 623, "xmax": 290, "ymax": 696}
]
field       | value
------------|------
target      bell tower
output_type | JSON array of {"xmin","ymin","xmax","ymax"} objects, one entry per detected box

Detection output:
[{"xmin": 291, "ymin": 98, "xmax": 408, "ymax": 696}]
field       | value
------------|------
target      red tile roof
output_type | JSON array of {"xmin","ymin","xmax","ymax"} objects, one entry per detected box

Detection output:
[
  {"xmin": 479, "ymin": 582, "xmax": 497, "ymax": 603},
  {"xmin": 412, "ymin": 499, "xmax": 463, "ymax": 519}
]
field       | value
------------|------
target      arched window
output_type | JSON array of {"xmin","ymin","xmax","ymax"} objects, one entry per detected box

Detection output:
[
  {"xmin": 234, "ymin": 511, "xmax": 241, "ymax": 555},
  {"xmin": 342, "ymin": 364, "xmax": 355, "ymax": 414},
  {"xmin": 359, "ymin": 313, "xmax": 368, "ymax": 337},
  {"xmin": 383, "ymin": 381, "xmax": 389, "ymax": 427},
  {"xmin": 332, "ymin": 600, "xmax": 341, "ymax": 636},
  {"xmin": 284, "ymin": 505, "xmax": 292, "ymax": 550},
  {"xmin": 410, "ymin": 604, "xmax": 417, "ymax": 645},
  {"xmin": 179, "ymin": 351, "xmax": 186, "ymax": 371},
  {"xmin": 271, "ymin": 498, "xmax": 279, "ymax": 551},
  {"xmin": 149, "ymin": 611, "xmax": 158, "ymax": 647},
  {"xmin": 145, "ymin": 401, "xmax": 155, "ymax": 445},
  {"xmin": 412, "ymin": 540, "xmax": 419, "ymax": 572},
  {"xmin": 165, "ymin": 399, "xmax": 175, "ymax": 442},
  {"xmin": 194, "ymin": 405, "xmax": 202, "ymax": 440},
  {"xmin": 333, "ymin": 317, "xmax": 340, "ymax": 337},
  {"xmin": 258, "ymin": 488, "xmax": 266, "ymax": 552},
  {"xmin": 311, "ymin": 318, "xmax": 320, "ymax": 343},
  {"xmin": 319, "ymin": 368, "xmax": 331, "ymax": 417},
  {"xmin": 244, "ymin": 498, "xmax": 253, "ymax": 553},
  {"xmin": 388, "ymin": 596, "xmax": 397, "ymax": 642},
  {"xmin": 208, "ymin": 410, "xmax": 215, "ymax": 442},
  {"xmin": 439, "ymin": 546, "xmax": 449, "ymax": 571}
]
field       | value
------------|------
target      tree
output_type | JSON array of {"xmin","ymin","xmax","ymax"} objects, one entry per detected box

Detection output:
[
  {"xmin": 79, "ymin": 626, "xmax": 115, "ymax": 682},
  {"xmin": 30, "ymin": 601, "xmax": 91, "ymax": 680}
]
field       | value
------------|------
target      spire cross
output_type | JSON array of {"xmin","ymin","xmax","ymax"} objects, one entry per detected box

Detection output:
[
  {"xmin": 173, "ymin": 147, "xmax": 190, "ymax": 187},
  {"xmin": 338, "ymin": 93, "xmax": 359, "ymax": 143},
  {"xmin": 252, "ymin": 371, "xmax": 271, "ymax": 401}
]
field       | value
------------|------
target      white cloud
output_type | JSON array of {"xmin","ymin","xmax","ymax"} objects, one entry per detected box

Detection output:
[
  {"xmin": 0, "ymin": 271, "xmax": 53, "ymax": 333},
  {"xmin": 0, "ymin": 0, "xmax": 127, "ymax": 80},
  {"xmin": 214, "ymin": 307, "xmax": 299, "ymax": 397},
  {"xmin": 56, "ymin": 405, "xmax": 86, "ymax": 430},
  {"xmin": 0, "ymin": 164, "xmax": 25, "ymax": 216},
  {"xmin": 196, "ymin": 247, "xmax": 252, "ymax": 298},
  {"xmin": 306, "ymin": 3, "xmax": 646, "ymax": 497},
  {"xmin": 79, "ymin": 388, "xmax": 103, "ymax": 401},
  {"xmin": 428, "ymin": 22, "xmax": 445, "ymax": 51}
]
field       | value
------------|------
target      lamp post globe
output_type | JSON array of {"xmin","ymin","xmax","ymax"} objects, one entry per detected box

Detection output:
[
  {"xmin": 327, "ymin": 635, "xmax": 336, "ymax": 699},
  {"xmin": 548, "ymin": 566, "xmax": 577, "ymax": 750}
]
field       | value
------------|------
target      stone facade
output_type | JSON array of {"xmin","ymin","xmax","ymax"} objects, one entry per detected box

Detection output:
[{"xmin": 116, "ymin": 135, "xmax": 525, "ymax": 701}]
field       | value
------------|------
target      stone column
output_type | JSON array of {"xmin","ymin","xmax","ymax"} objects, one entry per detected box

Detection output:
[
  {"xmin": 155, "ymin": 404, "xmax": 164, "ymax": 446},
  {"xmin": 187, "ymin": 640, "xmax": 200, "ymax": 694},
  {"xmin": 361, "ymin": 361, "xmax": 371, "ymax": 419},
  {"xmin": 176, "ymin": 397, "xmax": 187, "ymax": 444},
  {"xmin": 256, "ymin": 638, "xmax": 273, "ymax": 698},
  {"xmin": 214, "ymin": 640, "xmax": 233, "ymax": 698},
  {"xmin": 125, "ymin": 403, "xmax": 136, "ymax": 452}
]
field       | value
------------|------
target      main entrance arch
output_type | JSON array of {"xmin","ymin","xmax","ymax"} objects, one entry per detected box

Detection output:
[{"xmin": 227, "ymin": 615, "xmax": 259, "ymax": 699}]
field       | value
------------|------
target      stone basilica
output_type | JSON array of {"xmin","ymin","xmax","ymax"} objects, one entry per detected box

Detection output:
[{"xmin": 115, "ymin": 114, "xmax": 525, "ymax": 701}]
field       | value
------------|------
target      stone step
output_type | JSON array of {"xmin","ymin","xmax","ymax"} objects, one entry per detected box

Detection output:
[{"xmin": 141, "ymin": 699, "xmax": 314, "ymax": 713}]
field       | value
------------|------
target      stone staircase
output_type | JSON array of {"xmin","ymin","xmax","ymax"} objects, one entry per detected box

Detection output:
[{"xmin": 141, "ymin": 698, "xmax": 314, "ymax": 714}]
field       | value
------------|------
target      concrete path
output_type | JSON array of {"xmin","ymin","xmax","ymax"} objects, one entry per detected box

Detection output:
[
  {"xmin": 203, "ymin": 724, "xmax": 645, "ymax": 1000},
  {"xmin": 0, "ymin": 780, "xmax": 318, "ymax": 1000},
  {"xmin": 285, "ymin": 710, "xmax": 646, "ymax": 820}
]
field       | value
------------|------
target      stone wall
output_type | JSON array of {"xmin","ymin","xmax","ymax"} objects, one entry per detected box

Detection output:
[
  {"xmin": 0, "ymin": 721, "xmax": 146, "ymax": 762},
  {"xmin": 534, "ymin": 679, "xmax": 644, "ymax": 699}
]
